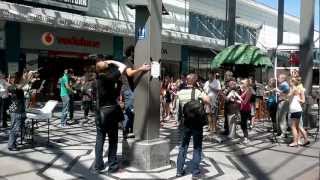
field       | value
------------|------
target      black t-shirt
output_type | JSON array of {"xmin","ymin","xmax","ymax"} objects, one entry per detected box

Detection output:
[
  {"xmin": 8, "ymin": 85, "xmax": 25, "ymax": 113},
  {"xmin": 31, "ymin": 79, "xmax": 42, "ymax": 90},
  {"xmin": 96, "ymin": 66, "xmax": 122, "ymax": 108},
  {"xmin": 121, "ymin": 57, "xmax": 134, "ymax": 91}
]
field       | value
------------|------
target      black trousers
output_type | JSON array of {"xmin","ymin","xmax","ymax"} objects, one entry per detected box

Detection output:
[
  {"xmin": 82, "ymin": 101, "xmax": 92, "ymax": 118},
  {"xmin": 94, "ymin": 105, "xmax": 123, "ymax": 171},
  {"xmin": 240, "ymin": 110, "xmax": 250, "ymax": 138},
  {"xmin": 69, "ymin": 95, "xmax": 74, "ymax": 120},
  {"xmin": 0, "ymin": 98, "xmax": 9, "ymax": 127}
]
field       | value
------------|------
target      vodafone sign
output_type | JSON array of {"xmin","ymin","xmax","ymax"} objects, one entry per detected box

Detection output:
[
  {"xmin": 41, "ymin": 32, "xmax": 100, "ymax": 48},
  {"xmin": 41, "ymin": 32, "xmax": 55, "ymax": 46}
]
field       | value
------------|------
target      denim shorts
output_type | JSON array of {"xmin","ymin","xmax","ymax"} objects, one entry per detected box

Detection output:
[{"xmin": 290, "ymin": 112, "xmax": 302, "ymax": 119}]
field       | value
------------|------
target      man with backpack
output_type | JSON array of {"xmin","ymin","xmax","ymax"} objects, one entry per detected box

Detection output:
[{"xmin": 175, "ymin": 73, "xmax": 210, "ymax": 179}]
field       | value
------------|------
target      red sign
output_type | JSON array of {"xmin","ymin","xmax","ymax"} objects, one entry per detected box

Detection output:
[
  {"xmin": 58, "ymin": 37, "xmax": 101, "ymax": 48},
  {"xmin": 42, "ymin": 32, "xmax": 55, "ymax": 46},
  {"xmin": 41, "ymin": 32, "xmax": 101, "ymax": 48},
  {"xmin": 289, "ymin": 52, "xmax": 300, "ymax": 65}
]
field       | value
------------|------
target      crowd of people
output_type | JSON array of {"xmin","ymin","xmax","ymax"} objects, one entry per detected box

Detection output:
[
  {"xmin": 160, "ymin": 70, "xmax": 310, "ymax": 146},
  {"xmin": 0, "ymin": 45, "xmax": 313, "ymax": 178}
]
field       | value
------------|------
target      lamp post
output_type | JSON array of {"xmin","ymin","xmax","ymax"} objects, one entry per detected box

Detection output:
[{"xmin": 123, "ymin": 0, "xmax": 170, "ymax": 170}]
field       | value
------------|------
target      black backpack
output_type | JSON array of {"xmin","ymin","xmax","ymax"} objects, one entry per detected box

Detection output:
[{"xmin": 182, "ymin": 88, "xmax": 207, "ymax": 129}]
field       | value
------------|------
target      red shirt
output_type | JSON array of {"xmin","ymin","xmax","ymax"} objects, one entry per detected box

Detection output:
[{"xmin": 240, "ymin": 89, "xmax": 252, "ymax": 112}]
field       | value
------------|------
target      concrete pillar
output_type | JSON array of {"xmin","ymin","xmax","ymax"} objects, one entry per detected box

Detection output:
[
  {"xmin": 277, "ymin": 0, "xmax": 284, "ymax": 45},
  {"xmin": 226, "ymin": 0, "xmax": 236, "ymax": 47},
  {"xmin": 180, "ymin": 45, "xmax": 189, "ymax": 74},
  {"xmin": 300, "ymin": 0, "xmax": 315, "ymax": 127},
  {"xmin": 5, "ymin": 21, "xmax": 20, "ymax": 74},
  {"xmin": 113, "ymin": 36, "xmax": 123, "ymax": 61},
  {"xmin": 299, "ymin": 0, "xmax": 315, "ymax": 94},
  {"xmin": 123, "ymin": 0, "xmax": 170, "ymax": 170}
]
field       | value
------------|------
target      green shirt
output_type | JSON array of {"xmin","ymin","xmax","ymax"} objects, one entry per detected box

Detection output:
[{"xmin": 60, "ymin": 74, "xmax": 69, "ymax": 97}]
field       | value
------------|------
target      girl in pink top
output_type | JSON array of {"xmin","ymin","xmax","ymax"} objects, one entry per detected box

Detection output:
[{"xmin": 240, "ymin": 79, "xmax": 252, "ymax": 144}]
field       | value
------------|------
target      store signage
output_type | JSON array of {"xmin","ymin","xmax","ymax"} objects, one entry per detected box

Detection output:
[
  {"xmin": 23, "ymin": 0, "xmax": 88, "ymax": 11},
  {"xmin": 0, "ymin": 2, "xmax": 134, "ymax": 36},
  {"xmin": 137, "ymin": 27, "xmax": 146, "ymax": 40},
  {"xmin": 41, "ymin": 32, "xmax": 100, "ymax": 48},
  {"xmin": 42, "ymin": 32, "xmax": 55, "ymax": 46}
]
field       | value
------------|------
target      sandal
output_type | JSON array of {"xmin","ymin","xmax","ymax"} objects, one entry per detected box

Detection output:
[
  {"xmin": 302, "ymin": 141, "xmax": 310, "ymax": 146},
  {"xmin": 289, "ymin": 143, "xmax": 299, "ymax": 147}
]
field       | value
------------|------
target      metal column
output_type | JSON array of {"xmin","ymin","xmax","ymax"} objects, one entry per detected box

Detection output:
[
  {"xmin": 300, "ymin": 0, "xmax": 315, "ymax": 94},
  {"xmin": 226, "ymin": 0, "xmax": 236, "ymax": 47},
  {"xmin": 124, "ymin": 0, "xmax": 169, "ymax": 170},
  {"xmin": 277, "ymin": 0, "xmax": 284, "ymax": 45},
  {"xmin": 132, "ymin": 1, "xmax": 162, "ymax": 141}
]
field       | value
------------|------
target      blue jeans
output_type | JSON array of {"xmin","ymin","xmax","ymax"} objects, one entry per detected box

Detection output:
[
  {"xmin": 8, "ymin": 113, "xmax": 25, "ymax": 148},
  {"xmin": 61, "ymin": 95, "xmax": 70, "ymax": 126},
  {"xmin": 122, "ymin": 89, "xmax": 134, "ymax": 133},
  {"xmin": 177, "ymin": 127, "xmax": 203, "ymax": 177}
]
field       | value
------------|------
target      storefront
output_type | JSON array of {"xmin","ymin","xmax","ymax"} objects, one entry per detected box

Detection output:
[{"xmin": 19, "ymin": 23, "xmax": 114, "ymax": 98}]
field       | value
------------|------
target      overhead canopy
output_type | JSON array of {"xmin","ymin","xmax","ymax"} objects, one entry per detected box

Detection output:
[{"xmin": 211, "ymin": 44, "xmax": 273, "ymax": 68}]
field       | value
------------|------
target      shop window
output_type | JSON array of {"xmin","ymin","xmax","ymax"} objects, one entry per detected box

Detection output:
[
  {"xmin": 189, "ymin": 12, "xmax": 256, "ymax": 44},
  {"xmin": 313, "ymin": 69, "xmax": 319, "ymax": 85}
]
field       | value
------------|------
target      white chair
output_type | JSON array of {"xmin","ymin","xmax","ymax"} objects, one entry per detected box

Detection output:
[{"xmin": 26, "ymin": 100, "xmax": 58, "ymax": 145}]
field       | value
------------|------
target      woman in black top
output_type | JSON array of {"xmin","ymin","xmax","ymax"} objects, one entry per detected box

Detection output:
[{"xmin": 7, "ymin": 74, "xmax": 26, "ymax": 151}]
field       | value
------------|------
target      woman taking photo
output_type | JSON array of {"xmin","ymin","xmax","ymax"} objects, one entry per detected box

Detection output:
[{"xmin": 288, "ymin": 77, "xmax": 309, "ymax": 147}]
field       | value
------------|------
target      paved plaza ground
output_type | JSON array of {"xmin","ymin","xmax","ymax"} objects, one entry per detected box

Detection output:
[{"xmin": 0, "ymin": 105, "xmax": 319, "ymax": 180}]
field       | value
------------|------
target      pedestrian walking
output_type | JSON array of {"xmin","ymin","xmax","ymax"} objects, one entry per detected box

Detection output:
[
  {"xmin": 59, "ymin": 69, "xmax": 76, "ymax": 127},
  {"xmin": 80, "ymin": 77, "xmax": 94, "ymax": 124},
  {"xmin": 121, "ymin": 45, "xmax": 151, "ymax": 139},
  {"xmin": 7, "ymin": 74, "xmax": 26, "ymax": 151},
  {"xmin": 224, "ymin": 79, "xmax": 242, "ymax": 139},
  {"xmin": 175, "ymin": 73, "xmax": 210, "ymax": 179},
  {"xmin": 240, "ymin": 79, "xmax": 252, "ymax": 144},
  {"xmin": 93, "ymin": 60, "xmax": 126, "ymax": 174},
  {"xmin": 288, "ymin": 77, "xmax": 309, "ymax": 147},
  {"xmin": 276, "ymin": 74, "xmax": 290, "ymax": 138}
]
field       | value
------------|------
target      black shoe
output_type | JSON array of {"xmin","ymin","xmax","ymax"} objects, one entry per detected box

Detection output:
[
  {"xmin": 192, "ymin": 174, "xmax": 202, "ymax": 180},
  {"xmin": 107, "ymin": 167, "xmax": 119, "ymax": 174},
  {"xmin": 8, "ymin": 147, "xmax": 19, "ymax": 151},
  {"xmin": 91, "ymin": 166, "xmax": 106, "ymax": 174},
  {"xmin": 302, "ymin": 141, "xmax": 310, "ymax": 147},
  {"xmin": 176, "ymin": 172, "xmax": 185, "ymax": 177}
]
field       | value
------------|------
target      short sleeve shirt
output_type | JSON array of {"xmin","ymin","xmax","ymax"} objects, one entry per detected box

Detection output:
[
  {"xmin": 60, "ymin": 74, "xmax": 69, "ymax": 97},
  {"xmin": 176, "ymin": 88, "xmax": 206, "ymax": 109},
  {"xmin": 122, "ymin": 57, "xmax": 135, "ymax": 91}
]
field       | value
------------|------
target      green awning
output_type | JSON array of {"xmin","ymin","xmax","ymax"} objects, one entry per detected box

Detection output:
[{"xmin": 211, "ymin": 44, "xmax": 273, "ymax": 68}]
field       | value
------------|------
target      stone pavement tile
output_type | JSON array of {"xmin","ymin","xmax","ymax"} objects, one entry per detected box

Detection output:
[{"xmin": 0, "ymin": 109, "xmax": 319, "ymax": 180}]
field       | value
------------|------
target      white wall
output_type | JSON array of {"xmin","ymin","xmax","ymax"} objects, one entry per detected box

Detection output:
[
  {"xmin": 87, "ymin": 0, "xmax": 318, "ymax": 49},
  {"xmin": 88, "ymin": 0, "xmax": 189, "ymax": 33}
]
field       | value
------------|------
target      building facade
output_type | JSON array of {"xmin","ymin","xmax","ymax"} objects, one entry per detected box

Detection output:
[{"xmin": 0, "ymin": 0, "xmax": 318, "ymax": 80}]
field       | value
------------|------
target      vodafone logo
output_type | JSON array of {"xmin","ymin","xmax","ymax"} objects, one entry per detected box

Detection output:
[{"xmin": 41, "ymin": 32, "xmax": 55, "ymax": 46}]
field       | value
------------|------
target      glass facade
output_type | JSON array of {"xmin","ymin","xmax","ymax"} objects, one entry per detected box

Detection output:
[{"xmin": 189, "ymin": 12, "xmax": 257, "ymax": 45}]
